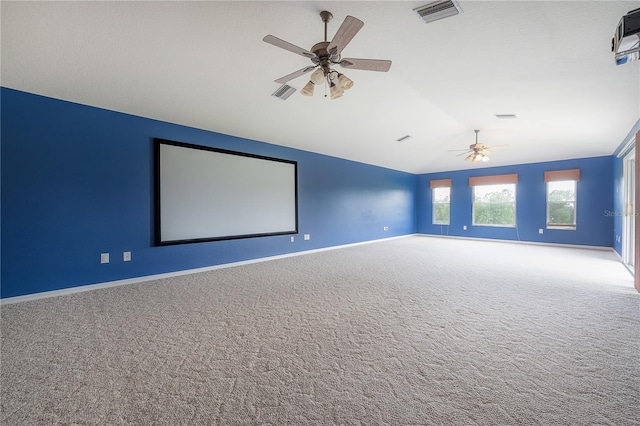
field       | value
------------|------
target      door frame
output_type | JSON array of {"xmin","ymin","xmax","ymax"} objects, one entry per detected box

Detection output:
[
  {"xmin": 635, "ymin": 130, "xmax": 640, "ymax": 292},
  {"xmin": 622, "ymin": 148, "xmax": 635, "ymax": 269}
]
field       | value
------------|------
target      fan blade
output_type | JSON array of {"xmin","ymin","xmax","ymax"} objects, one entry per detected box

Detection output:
[
  {"xmin": 339, "ymin": 58, "xmax": 392, "ymax": 72},
  {"xmin": 274, "ymin": 66, "xmax": 317, "ymax": 84},
  {"xmin": 456, "ymin": 151, "xmax": 472, "ymax": 157},
  {"xmin": 485, "ymin": 144, "xmax": 509, "ymax": 149},
  {"xmin": 326, "ymin": 16, "xmax": 364, "ymax": 56},
  {"xmin": 263, "ymin": 35, "xmax": 316, "ymax": 59}
]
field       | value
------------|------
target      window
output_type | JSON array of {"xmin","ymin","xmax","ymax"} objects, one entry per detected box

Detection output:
[
  {"xmin": 547, "ymin": 180, "xmax": 577, "ymax": 228},
  {"xmin": 433, "ymin": 187, "xmax": 450, "ymax": 224},
  {"xmin": 469, "ymin": 174, "xmax": 518, "ymax": 227},
  {"xmin": 473, "ymin": 183, "xmax": 516, "ymax": 227},
  {"xmin": 430, "ymin": 179, "xmax": 451, "ymax": 225},
  {"xmin": 544, "ymin": 169, "xmax": 579, "ymax": 229}
]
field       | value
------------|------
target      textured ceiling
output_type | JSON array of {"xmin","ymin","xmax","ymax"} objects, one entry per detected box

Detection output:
[{"xmin": 2, "ymin": 1, "xmax": 639, "ymax": 173}]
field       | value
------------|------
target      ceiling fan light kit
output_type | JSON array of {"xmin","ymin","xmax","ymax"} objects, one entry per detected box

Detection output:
[
  {"xmin": 263, "ymin": 11, "xmax": 392, "ymax": 99},
  {"xmin": 337, "ymin": 73, "xmax": 354, "ymax": 90},
  {"xmin": 301, "ymin": 81, "xmax": 315, "ymax": 96},
  {"xmin": 465, "ymin": 152, "xmax": 490, "ymax": 163},
  {"xmin": 310, "ymin": 68, "xmax": 325, "ymax": 85},
  {"xmin": 329, "ymin": 81, "xmax": 343, "ymax": 99},
  {"xmin": 451, "ymin": 130, "xmax": 509, "ymax": 164}
]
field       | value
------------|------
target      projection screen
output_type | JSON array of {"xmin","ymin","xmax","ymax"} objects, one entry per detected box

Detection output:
[{"xmin": 154, "ymin": 138, "xmax": 298, "ymax": 245}]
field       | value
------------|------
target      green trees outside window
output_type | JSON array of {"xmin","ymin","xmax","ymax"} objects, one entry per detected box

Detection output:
[
  {"xmin": 473, "ymin": 184, "xmax": 516, "ymax": 226},
  {"xmin": 433, "ymin": 177, "xmax": 575, "ymax": 230},
  {"xmin": 547, "ymin": 180, "xmax": 576, "ymax": 227},
  {"xmin": 433, "ymin": 187, "xmax": 450, "ymax": 224}
]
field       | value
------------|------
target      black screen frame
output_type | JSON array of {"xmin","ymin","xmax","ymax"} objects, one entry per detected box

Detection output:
[{"xmin": 154, "ymin": 138, "xmax": 298, "ymax": 246}]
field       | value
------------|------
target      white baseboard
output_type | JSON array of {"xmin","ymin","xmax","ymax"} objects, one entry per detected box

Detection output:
[
  {"xmin": 418, "ymin": 233, "xmax": 638, "ymax": 276},
  {"xmin": 610, "ymin": 247, "xmax": 635, "ymax": 276},
  {"xmin": 416, "ymin": 233, "xmax": 613, "ymax": 251},
  {"xmin": 0, "ymin": 235, "xmax": 415, "ymax": 305}
]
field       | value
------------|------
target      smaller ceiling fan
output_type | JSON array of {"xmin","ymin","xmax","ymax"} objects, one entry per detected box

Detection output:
[
  {"xmin": 450, "ymin": 130, "xmax": 509, "ymax": 163},
  {"xmin": 263, "ymin": 11, "xmax": 392, "ymax": 99}
]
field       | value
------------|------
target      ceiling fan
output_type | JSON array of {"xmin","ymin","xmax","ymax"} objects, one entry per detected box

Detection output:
[
  {"xmin": 263, "ymin": 11, "xmax": 392, "ymax": 99},
  {"xmin": 450, "ymin": 130, "xmax": 509, "ymax": 163}
]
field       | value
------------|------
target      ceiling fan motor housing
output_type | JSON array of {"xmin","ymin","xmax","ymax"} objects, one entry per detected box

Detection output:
[{"xmin": 311, "ymin": 41, "xmax": 340, "ymax": 77}]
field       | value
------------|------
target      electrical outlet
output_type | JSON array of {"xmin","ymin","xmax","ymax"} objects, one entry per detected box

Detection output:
[
  {"xmin": 123, "ymin": 251, "xmax": 131, "ymax": 261},
  {"xmin": 538, "ymin": 229, "xmax": 544, "ymax": 234},
  {"xmin": 463, "ymin": 226, "xmax": 467, "ymax": 231},
  {"xmin": 304, "ymin": 234, "xmax": 310, "ymax": 240},
  {"xmin": 100, "ymin": 253, "xmax": 109, "ymax": 264},
  {"xmin": 290, "ymin": 236, "xmax": 295, "ymax": 243},
  {"xmin": 383, "ymin": 226, "xmax": 389, "ymax": 231}
]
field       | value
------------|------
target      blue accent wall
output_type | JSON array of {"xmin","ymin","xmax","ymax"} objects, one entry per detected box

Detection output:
[
  {"xmin": 2, "ymin": 87, "xmax": 633, "ymax": 299},
  {"xmin": 1, "ymin": 88, "xmax": 416, "ymax": 298},
  {"xmin": 417, "ymin": 157, "xmax": 614, "ymax": 247}
]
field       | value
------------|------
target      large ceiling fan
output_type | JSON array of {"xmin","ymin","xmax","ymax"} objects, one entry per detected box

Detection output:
[
  {"xmin": 263, "ymin": 11, "xmax": 392, "ymax": 99},
  {"xmin": 450, "ymin": 130, "xmax": 509, "ymax": 163}
]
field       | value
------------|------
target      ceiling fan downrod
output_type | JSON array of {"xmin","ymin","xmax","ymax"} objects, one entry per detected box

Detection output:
[{"xmin": 320, "ymin": 11, "xmax": 333, "ymax": 42}]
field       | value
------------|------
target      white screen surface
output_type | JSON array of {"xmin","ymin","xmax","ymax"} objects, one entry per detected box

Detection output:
[{"xmin": 156, "ymin": 140, "xmax": 297, "ymax": 244}]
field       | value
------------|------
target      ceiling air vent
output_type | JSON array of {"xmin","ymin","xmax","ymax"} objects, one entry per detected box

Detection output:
[
  {"xmin": 272, "ymin": 84, "xmax": 296, "ymax": 100},
  {"xmin": 414, "ymin": 0, "xmax": 463, "ymax": 24}
]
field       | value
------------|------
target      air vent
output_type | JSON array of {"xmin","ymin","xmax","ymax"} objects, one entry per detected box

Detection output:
[
  {"xmin": 414, "ymin": 0, "xmax": 463, "ymax": 24},
  {"xmin": 495, "ymin": 114, "xmax": 517, "ymax": 119},
  {"xmin": 272, "ymin": 84, "xmax": 296, "ymax": 100}
]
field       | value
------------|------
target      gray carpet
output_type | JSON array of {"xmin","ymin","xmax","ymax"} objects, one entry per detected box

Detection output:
[{"xmin": 2, "ymin": 236, "xmax": 639, "ymax": 425}]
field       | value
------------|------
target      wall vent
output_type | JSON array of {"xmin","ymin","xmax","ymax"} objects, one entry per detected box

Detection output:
[
  {"xmin": 414, "ymin": 0, "xmax": 463, "ymax": 24},
  {"xmin": 272, "ymin": 84, "xmax": 296, "ymax": 100}
]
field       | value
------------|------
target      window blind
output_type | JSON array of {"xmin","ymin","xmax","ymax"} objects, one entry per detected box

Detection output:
[
  {"xmin": 544, "ymin": 169, "xmax": 580, "ymax": 182},
  {"xmin": 430, "ymin": 178, "xmax": 452, "ymax": 189},
  {"xmin": 469, "ymin": 174, "xmax": 518, "ymax": 186}
]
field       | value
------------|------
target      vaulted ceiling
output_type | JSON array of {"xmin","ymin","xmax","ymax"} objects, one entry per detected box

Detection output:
[{"xmin": 2, "ymin": 1, "xmax": 639, "ymax": 173}]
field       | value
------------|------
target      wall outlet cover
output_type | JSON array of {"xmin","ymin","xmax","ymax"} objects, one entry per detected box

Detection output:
[{"xmin": 100, "ymin": 253, "xmax": 109, "ymax": 264}]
